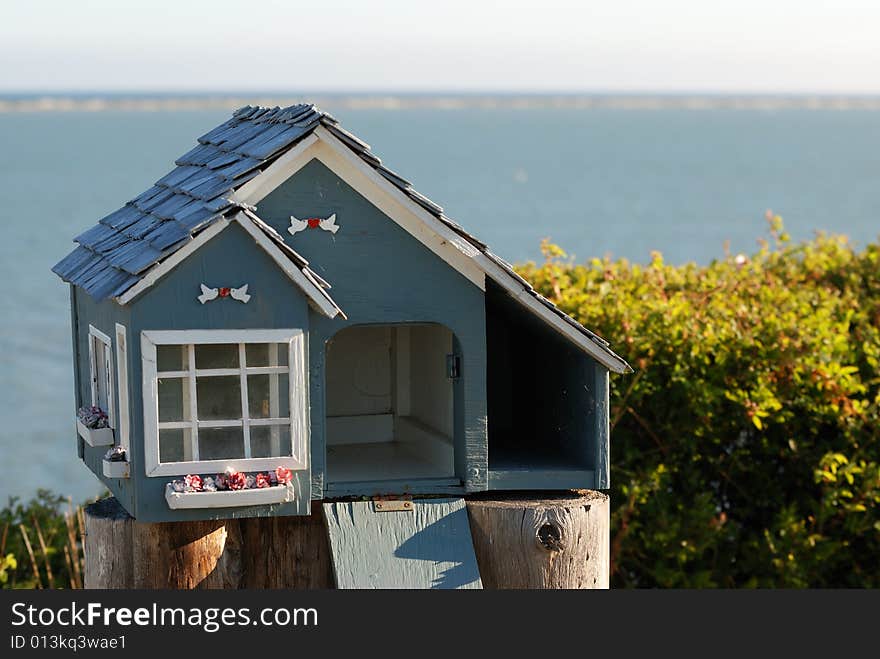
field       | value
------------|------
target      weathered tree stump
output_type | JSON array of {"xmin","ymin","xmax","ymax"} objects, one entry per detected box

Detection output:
[
  {"xmin": 82, "ymin": 498, "xmax": 134, "ymax": 589},
  {"xmin": 466, "ymin": 491, "xmax": 610, "ymax": 589},
  {"xmin": 83, "ymin": 498, "xmax": 333, "ymax": 589}
]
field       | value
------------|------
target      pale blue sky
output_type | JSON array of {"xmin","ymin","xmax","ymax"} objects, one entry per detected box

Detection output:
[{"xmin": 1, "ymin": 0, "xmax": 878, "ymax": 93}]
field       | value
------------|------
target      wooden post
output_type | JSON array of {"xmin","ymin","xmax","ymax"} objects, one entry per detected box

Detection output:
[
  {"xmin": 82, "ymin": 498, "xmax": 134, "ymax": 589},
  {"xmin": 466, "ymin": 491, "xmax": 610, "ymax": 589},
  {"xmin": 83, "ymin": 498, "xmax": 333, "ymax": 589}
]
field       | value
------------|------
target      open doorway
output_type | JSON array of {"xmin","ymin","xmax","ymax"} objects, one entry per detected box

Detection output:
[{"xmin": 325, "ymin": 323, "xmax": 456, "ymax": 485}]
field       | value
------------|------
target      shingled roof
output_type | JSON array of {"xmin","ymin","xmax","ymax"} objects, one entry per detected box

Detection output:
[{"xmin": 52, "ymin": 103, "xmax": 630, "ymax": 372}]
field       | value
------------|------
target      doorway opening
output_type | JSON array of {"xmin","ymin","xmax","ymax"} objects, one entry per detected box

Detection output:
[{"xmin": 325, "ymin": 323, "xmax": 456, "ymax": 485}]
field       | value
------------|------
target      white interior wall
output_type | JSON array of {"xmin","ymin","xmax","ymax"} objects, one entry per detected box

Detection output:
[
  {"xmin": 325, "ymin": 324, "xmax": 455, "ymax": 481},
  {"xmin": 406, "ymin": 324, "xmax": 453, "ymax": 438}
]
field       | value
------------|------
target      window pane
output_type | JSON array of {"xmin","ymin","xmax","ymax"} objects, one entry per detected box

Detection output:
[
  {"xmin": 195, "ymin": 344, "xmax": 238, "ymax": 369},
  {"xmin": 248, "ymin": 374, "xmax": 272, "ymax": 418},
  {"xmin": 157, "ymin": 345, "xmax": 185, "ymax": 371},
  {"xmin": 159, "ymin": 428, "xmax": 192, "ymax": 463},
  {"xmin": 250, "ymin": 425, "xmax": 291, "ymax": 458},
  {"xmin": 244, "ymin": 343, "xmax": 288, "ymax": 367},
  {"xmin": 245, "ymin": 343, "xmax": 268, "ymax": 367},
  {"xmin": 199, "ymin": 427, "xmax": 245, "ymax": 460},
  {"xmin": 278, "ymin": 373, "xmax": 290, "ymax": 417},
  {"xmin": 94, "ymin": 343, "xmax": 110, "ymax": 413},
  {"xmin": 158, "ymin": 378, "xmax": 185, "ymax": 422},
  {"xmin": 275, "ymin": 343, "xmax": 289, "ymax": 367},
  {"xmin": 196, "ymin": 376, "xmax": 241, "ymax": 420}
]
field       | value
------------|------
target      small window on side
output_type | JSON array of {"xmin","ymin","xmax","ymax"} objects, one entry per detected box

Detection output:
[{"xmin": 88, "ymin": 325, "xmax": 115, "ymax": 429}]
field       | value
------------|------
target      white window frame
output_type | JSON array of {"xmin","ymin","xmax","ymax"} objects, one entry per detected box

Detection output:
[
  {"xmin": 141, "ymin": 329, "xmax": 307, "ymax": 477},
  {"xmin": 88, "ymin": 325, "xmax": 115, "ymax": 429}
]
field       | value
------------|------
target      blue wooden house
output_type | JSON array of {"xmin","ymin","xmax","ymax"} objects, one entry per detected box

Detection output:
[{"xmin": 53, "ymin": 104, "xmax": 631, "ymax": 526}]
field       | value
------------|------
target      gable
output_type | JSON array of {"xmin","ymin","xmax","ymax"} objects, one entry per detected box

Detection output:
[
  {"xmin": 256, "ymin": 159, "xmax": 481, "ymax": 321},
  {"xmin": 130, "ymin": 221, "xmax": 312, "ymax": 328},
  {"xmin": 113, "ymin": 212, "xmax": 342, "ymax": 317}
]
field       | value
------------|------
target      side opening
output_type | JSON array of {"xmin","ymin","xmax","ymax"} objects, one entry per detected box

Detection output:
[{"xmin": 485, "ymin": 280, "xmax": 595, "ymax": 487}]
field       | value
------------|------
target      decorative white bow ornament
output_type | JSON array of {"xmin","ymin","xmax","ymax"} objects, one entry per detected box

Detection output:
[
  {"xmin": 288, "ymin": 213, "xmax": 339, "ymax": 236},
  {"xmin": 198, "ymin": 284, "xmax": 251, "ymax": 304}
]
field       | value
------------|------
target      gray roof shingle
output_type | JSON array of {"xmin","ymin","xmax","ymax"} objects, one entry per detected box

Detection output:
[{"xmin": 53, "ymin": 103, "xmax": 628, "ymax": 370}]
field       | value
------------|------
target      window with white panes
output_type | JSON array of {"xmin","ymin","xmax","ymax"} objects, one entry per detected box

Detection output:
[
  {"xmin": 88, "ymin": 325, "xmax": 115, "ymax": 428},
  {"xmin": 141, "ymin": 330, "xmax": 306, "ymax": 477}
]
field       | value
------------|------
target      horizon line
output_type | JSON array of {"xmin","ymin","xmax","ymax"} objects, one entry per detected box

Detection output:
[{"xmin": 4, "ymin": 91, "xmax": 880, "ymax": 113}]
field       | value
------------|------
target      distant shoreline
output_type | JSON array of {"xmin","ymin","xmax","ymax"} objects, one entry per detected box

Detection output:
[{"xmin": 3, "ymin": 93, "xmax": 880, "ymax": 113}]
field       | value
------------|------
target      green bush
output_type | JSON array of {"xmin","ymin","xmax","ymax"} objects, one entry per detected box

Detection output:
[
  {"xmin": 0, "ymin": 490, "xmax": 86, "ymax": 589},
  {"xmin": 518, "ymin": 215, "xmax": 880, "ymax": 587}
]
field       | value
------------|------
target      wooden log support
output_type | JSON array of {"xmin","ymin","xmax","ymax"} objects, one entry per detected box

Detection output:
[
  {"xmin": 82, "ymin": 498, "xmax": 134, "ymax": 589},
  {"xmin": 465, "ymin": 491, "xmax": 610, "ymax": 589},
  {"xmin": 84, "ymin": 493, "xmax": 609, "ymax": 589},
  {"xmin": 83, "ymin": 498, "xmax": 332, "ymax": 589}
]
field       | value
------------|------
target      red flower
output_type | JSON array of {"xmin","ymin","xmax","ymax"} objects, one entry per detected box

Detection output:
[
  {"xmin": 255, "ymin": 472, "xmax": 271, "ymax": 489},
  {"xmin": 275, "ymin": 466, "xmax": 293, "ymax": 484},
  {"xmin": 184, "ymin": 474, "xmax": 202, "ymax": 491},
  {"xmin": 226, "ymin": 468, "xmax": 247, "ymax": 491},
  {"xmin": 219, "ymin": 287, "xmax": 231, "ymax": 297}
]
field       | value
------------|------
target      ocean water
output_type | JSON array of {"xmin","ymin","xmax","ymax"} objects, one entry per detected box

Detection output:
[{"xmin": 1, "ymin": 107, "xmax": 878, "ymax": 502}]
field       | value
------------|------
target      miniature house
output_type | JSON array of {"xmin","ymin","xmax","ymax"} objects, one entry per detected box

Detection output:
[{"xmin": 53, "ymin": 104, "xmax": 631, "ymax": 524}]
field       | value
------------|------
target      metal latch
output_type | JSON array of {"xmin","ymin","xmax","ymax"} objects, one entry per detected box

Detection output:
[
  {"xmin": 373, "ymin": 497, "xmax": 414, "ymax": 512},
  {"xmin": 446, "ymin": 354, "xmax": 461, "ymax": 379}
]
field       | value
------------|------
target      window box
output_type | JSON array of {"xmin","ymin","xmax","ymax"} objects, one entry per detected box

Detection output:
[
  {"xmin": 102, "ymin": 458, "xmax": 130, "ymax": 479},
  {"xmin": 76, "ymin": 419, "xmax": 115, "ymax": 447},
  {"xmin": 164, "ymin": 482, "xmax": 295, "ymax": 510}
]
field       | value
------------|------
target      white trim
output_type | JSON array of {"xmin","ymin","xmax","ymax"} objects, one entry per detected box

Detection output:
[
  {"xmin": 88, "ymin": 325, "xmax": 112, "ymax": 351},
  {"xmin": 76, "ymin": 419, "xmax": 115, "ymax": 447},
  {"xmin": 234, "ymin": 133, "xmax": 486, "ymax": 291},
  {"xmin": 239, "ymin": 343, "xmax": 251, "ymax": 458},
  {"xmin": 87, "ymin": 325, "xmax": 115, "ymax": 429},
  {"xmin": 231, "ymin": 212, "xmax": 340, "ymax": 318},
  {"xmin": 143, "ymin": 328, "xmax": 300, "ymax": 345},
  {"xmin": 289, "ymin": 333, "xmax": 306, "ymax": 463},
  {"xmin": 116, "ymin": 218, "xmax": 229, "ymax": 305},
  {"xmin": 156, "ymin": 366, "xmax": 289, "ymax": 378},
  {"xmin": 114, "ymin": 323, "xmax": 130, "ymax": 452},
  {"xmin": 269, "ymin": 343, "xmax": 281, "ymax": 455},
  {"xmin": 142, "ymin": 329, "xmax": 308, "ymax": 477},
  {"xmin": 151, "ymin": 456, "xmax": 304, "ymax": 479},
  {"xmin": 185, "ymin": 344, "xmax": 197, "ymax": 460},
  {"xmin": 102, "ymin": 459, "xmax": 130, "ymax": 479},
  {"xmin": 232, "ymin": 133, "xmax": 320, "ymax": 203},
  {"xmin": 165, "ymin": 482, "xmax": 295, "ymax": 509}
]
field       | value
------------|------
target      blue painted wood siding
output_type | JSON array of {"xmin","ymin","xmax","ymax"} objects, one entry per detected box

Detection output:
[{"xmin": 71, "ymin": 286, "xmax": 135, "ymax": 513}]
